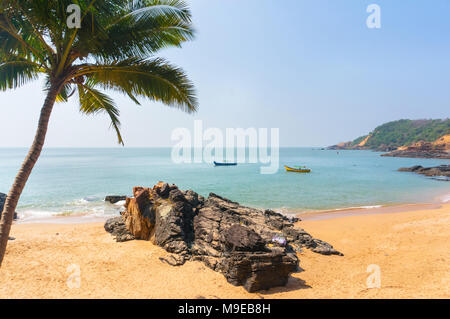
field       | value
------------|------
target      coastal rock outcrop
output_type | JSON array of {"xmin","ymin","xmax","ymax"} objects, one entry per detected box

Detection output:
[
  {"xmin": 0, "ymin": 193, "xmax": 18, "ymax": 220},
  {"xmin": 105, "ymin": 195, "xmax": 127, "ymax": 204},
  {"xmin": 104, "ymin": 216, "xmax": 135, "ymax": 242},
  {"xmin": 328, "ymin": 120, "xmax": 450, "ymax": 158},
  {"xmin": 398, "ymin": 165, "xmax": 450, "ymax": 180},
  {"xmin": 382, "ymin": 138, "xmax": 450, "ymax": 159},
  {"xmin": 105, "ymin": 182, "xmax": 342, "ymax": 292}
]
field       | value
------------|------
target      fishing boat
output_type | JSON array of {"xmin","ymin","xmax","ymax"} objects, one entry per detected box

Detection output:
[
  {"xmin": 214, "ymin": 161, "xmax": 237, "ymax": 166},
  {"xmin": 284, "ymin": 165, "xmax": 311, "ymax": 173}
]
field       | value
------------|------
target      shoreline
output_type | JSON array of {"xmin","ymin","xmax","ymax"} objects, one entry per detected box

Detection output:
[
  {"xmin": 14, "ymin": 202, "xmax": 444, "ymax": 224},
  {"xmin": 14, "ymin": 191, "xmax": 450, "ymax": 224},
  {"xmin": 15, "ymin": 214, "xmax": 110, "ymax": 225},
  {"xmin": 296, "ymin": 202, "xmax": 444, "ymax": 221}
]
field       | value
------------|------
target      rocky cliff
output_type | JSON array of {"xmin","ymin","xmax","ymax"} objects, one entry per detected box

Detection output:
[
  {"xmin": 381, "ymin": 135, "xmax": 450, "ymax": 159},
  {"xmin": 105, "ymin": 182, "xmax": 342, "ymax": 292},
  {"xmin": 328, "ymin": 119, "xmax": 450, "ymax": 158}
]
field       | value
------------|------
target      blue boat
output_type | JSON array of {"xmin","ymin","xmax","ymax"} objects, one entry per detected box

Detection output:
[{"xmin": 214, "ymin": 161, "xmax": 237, "ymax": 166}]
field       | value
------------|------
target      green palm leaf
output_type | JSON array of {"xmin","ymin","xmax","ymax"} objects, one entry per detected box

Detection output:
[
  {"xmin": 77, "ymin": 57, "xmax": 197, "ymax": 112},
  {"xmin": 74, "ymin": 0, "xmax": 194, "ymax": 61},
  {"xmin": 78, "ymin": 83, "xmax": 124, "ymax": 145},
  {"xmin": 0, "ymin": 58, "xmax": 41, "ymax": 90}
]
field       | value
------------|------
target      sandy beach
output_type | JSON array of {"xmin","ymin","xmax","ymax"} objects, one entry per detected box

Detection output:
[{"xmin": 0, "ymin": 203, "xmax": 449, "ymax": 299}]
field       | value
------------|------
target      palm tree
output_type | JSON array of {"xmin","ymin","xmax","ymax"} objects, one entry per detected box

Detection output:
[{"xmin": 0, "ymin": 0, "xmax": 197, "ymax": 266}]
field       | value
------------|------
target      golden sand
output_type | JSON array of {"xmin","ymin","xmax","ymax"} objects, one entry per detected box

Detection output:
[{"xmin": 0, "ymin": 203, "xmax": 449, "ymax": 299}]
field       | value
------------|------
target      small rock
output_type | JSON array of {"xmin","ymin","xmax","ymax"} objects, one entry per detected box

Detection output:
[
  {"xmin": 105, "ymin": 195, "xmax": 127, "ymax": 204},
  {"xmin": 398, "ymin": 165, "xmax": 450, "ymax": 179},
  {"xmin": 0, "ymin": 193, "xmax": 18, "ymax": 220},
  {"xmin": 159, "ymin": 254, "xmax": 186, "ymax": 266},
  {"xmin": 104, "ymin": 216, "xmax": 135, "ymax": 242}
]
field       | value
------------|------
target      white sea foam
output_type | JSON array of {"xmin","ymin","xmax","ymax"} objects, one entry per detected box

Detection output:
[
  {"xmin": 16, "ymin": 196, "xmax": 122, "ymax": 223},
  {"xmin": 351, "ymin": 205, "xmax": 382, "ymax": 210},
  {"xmin": 17, "ymin": 209, "xmax": 57, "ymax": 222},
  {"xmin": 276, "ymin": 204, "xmax": 384, "ymax": 216},
  {"xmin": 113, "ymin": 200, "xmax": 126, "ymax": 206},
  {"xmin": 440, "ymin": 194, "xmax": 450, "ymax": 203}
]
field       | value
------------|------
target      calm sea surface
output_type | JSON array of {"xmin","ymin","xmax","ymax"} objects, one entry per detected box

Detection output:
[{"xmin": 0, "ymin": 147, "xmax": 449, "ymax": 222}]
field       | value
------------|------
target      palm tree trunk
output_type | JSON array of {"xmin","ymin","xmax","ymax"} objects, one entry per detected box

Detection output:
[{"xmin": 0, "ymin": 83, "xmax": 61, "ymax": 267}]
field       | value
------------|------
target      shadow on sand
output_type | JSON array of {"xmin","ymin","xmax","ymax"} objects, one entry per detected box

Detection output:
[{"xmin": 259, "ymin": 276, "xmax": 312, "ymax": 295}]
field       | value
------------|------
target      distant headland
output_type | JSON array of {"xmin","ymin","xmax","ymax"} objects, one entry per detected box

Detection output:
[{"xmin": 328, "ymin": 119, "xmax": 450, "ymax": 159}]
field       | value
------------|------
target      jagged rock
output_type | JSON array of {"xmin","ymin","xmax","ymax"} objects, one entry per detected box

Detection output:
[
  {"xmin": 105, "ymin": 195, "xmax": 127, "ymax": 204},
  {"xmin": 0, "ymin": 193, "xmax": 18, "ymax": 220},
  {"xmin": 221, "ymin": 248, "xmax": 298, "ymax": 292},
  {"xmin": 0, "ymin": 193, "xmax": 5, "ymax": 218},
  {"xmin": 104, "ymin": 216, "xmax": 135, "ymax": 242},
  {"xmin": 183, "ymin": 190, "xmax": 204, "ymax": 208},
  {"xmin": 222, "ymin": 225, "xmax": 266, "ymax": 252},
  {"xmin": 398, "ymin": 165, "xmax": 450, "ymax": 180},
  {"xmin": 398, "ymin": 165, "xmax": 423, "ymax": 172},
  {"xmin": 121, "ymin": 188, "xmax": 153, "ymax": 240},
  {"xmin": 159, "ymin": 254, "xmax": 186, "ymax": 266},
  {"xmin": 155, "ymin": 182, "xmax": 170, "ymax": 197},
  {"xmin": 105, "ymin": 182, "xmax": 342, "ymax": 292}
]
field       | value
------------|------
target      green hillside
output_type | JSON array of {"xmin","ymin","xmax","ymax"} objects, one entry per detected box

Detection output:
[{"xmin": 351, "ymin": 119, "xmax": 450, "ymax": 150}]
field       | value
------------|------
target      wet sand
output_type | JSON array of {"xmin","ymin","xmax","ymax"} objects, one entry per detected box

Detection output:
[
  {"xmin": 297, "ymin": 203, "xmax": 443, "ymax": 221},
  {"xmin": 0, "ymin": 203, "xmax": 449, "ymax": 299}
]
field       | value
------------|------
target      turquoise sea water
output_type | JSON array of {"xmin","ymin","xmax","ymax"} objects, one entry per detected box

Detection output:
[{"xmin": 0, "ymin": 147, "xmax": 449, "ymax": 222}]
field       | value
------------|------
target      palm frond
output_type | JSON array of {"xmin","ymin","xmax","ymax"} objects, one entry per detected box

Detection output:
[
  {"xmin": 122, "ymin": 0, "xmax": 192, "ymax": 21},
  {"xmin": 0, "ymin": 58, "xmax": 41, "ymax": 90},
  {"xmin": 76, "ymin": 58, "xmax": 197, "ymax": 113},
  {"xmin": 55, "ymin": 83, "xmax": 75, "ymax": 102},
  {"xmin": 0, "ymin": 0, "xmax": 197, "ymax": 144},
  {"xmin": 0, "ymin": 3, "xmax": 52, "ymax": 68},
  {"xmin": 74, "ymin": 0, "xmax": 194, "ymax": 61}
]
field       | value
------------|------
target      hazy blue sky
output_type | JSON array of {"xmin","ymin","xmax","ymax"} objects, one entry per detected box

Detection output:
[{"xmin": 0, "ymin": 0, "xmax": 449, "ymax": 147}]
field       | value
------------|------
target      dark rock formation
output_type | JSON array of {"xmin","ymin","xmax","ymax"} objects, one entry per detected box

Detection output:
[
  {"xmin": 222, "ymin": 224, "xmax": 266, "ymax": 252},
  {"xmin": 0, "ymin": 193, "xmax": 5, "ymax": 214},
  {"xmin": 398, "ymin": 165, "xmax": 450, "ymax": 180},
  {"xmin": 0, "ymin": 192, "xmax": 18, "ymax": 220},
  {"xmin": 159, "ymin": 254, "xmax": 186, "ymax": 266},
  {"xmin": 382, "ymin": 150, "xmax": 450, "ymax": 159},
  {"xmin": 105, "ymin": 182, "xmax": 342, "ymax": 292},
  {"xmin": 105, "ymin": 195, "xmax": 127, "ymax": 204},
  {"xmin": 104, "ymin": 216, "xmax": 135, "ymax": 242}
]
